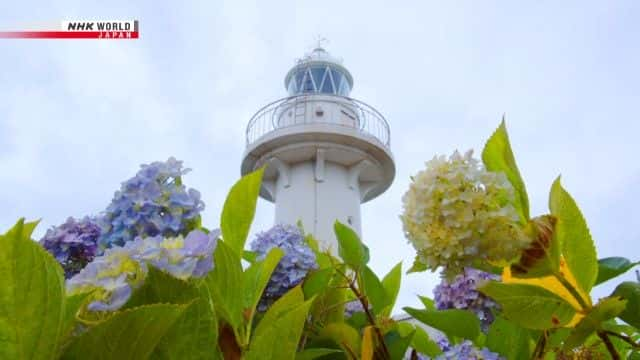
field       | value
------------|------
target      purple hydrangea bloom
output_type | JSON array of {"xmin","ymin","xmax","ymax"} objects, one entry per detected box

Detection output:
[
  {"xmin": 40, "ymin": 217, "xmax": 102, "ymax": 278},
  {"xmin": 434, "ymin": 339, "xmax": 504, "ymax": 360},
  {"xmin": 433, "ymin": 268, "xmax": 500, "ymax": 332},
  {"xmin": 98, "ymin": 157, "xmax": 205, "ymax": 250},
  {"xmin": 250, "ymin": 224, "xmax": 318, "ymax": 311}
]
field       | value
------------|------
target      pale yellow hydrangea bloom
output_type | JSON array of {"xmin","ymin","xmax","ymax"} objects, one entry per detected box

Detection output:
[{"xmin": 401, "ymin": 150, "xmax": 530, "ymax": 275}]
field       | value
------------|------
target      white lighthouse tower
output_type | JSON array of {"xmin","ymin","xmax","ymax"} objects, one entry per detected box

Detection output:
[{"xmin": 241, "ymin": 46, "xmax": 395, "ymax": 251}]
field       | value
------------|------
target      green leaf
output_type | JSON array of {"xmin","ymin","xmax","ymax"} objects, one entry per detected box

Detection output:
[
  {"xmin": 549, "ymin": 177, "xmax": 598, "ymax": 294},
  {"xmin": 61, "ymin": 293, "xmax": 90, "ymax": 341},
  {"xmin": 482, "ymin": 119, "xmax": 529, "ymax": 221},
  {"xmin": 62, "ymin": 304, "xmax": 187, "ymax": 359},
  {"xmin": 563, "ymin": 296, "xmax": 627, "ymax": 351},
  {"xmin": 385, "ymin": 329, "xmax": 415, "ymax": 360},
  {"xmin": 408, "ymin": 326, "xmax": 441, "ymax": 357},
  {"xmin": 407, "ymin": 255, "xmax": 428, "ymax": 273},
  {"xmin": 361, "ymin": 265, "xmax": 388, "ymax": 315},
  {"xmin": 318, "ymin": 322, "xmax": 362, "ymax": 356},
  {"xmin": 381, "ymin": 262, "xmax": 402, "ymax": 316},
  {"xmin": 417, "ymin": 296, "xmax": 436, "ymax": 311},
  {"xmin": 511, "ymin": 215, "xmax": 560, "ymax": 279},
  {"xmin": 479, "ymin": 282, "xmax": 576, "ymax": 329},
  {"xmin": 0, "ymin": 219, "xmax": 67, "ymax": 360},
  {"xmin": 403, "ymin": 307, "xmax": 481, "ymax": 340},
  {"xmin": 295, "ymin": 348, "xmax": 343, "ymax": 360},
  {"xmin": 124, "ymin": 268, "xmax": 219, "ymax": 359},
  {"xmin": 202, "ymin": 241, "xmax": 244, "ymax": 329},
  {"xmin": 486, "ymin": 316, "xmax": 531, "ymax": 360},
  {"xmin": 221, "ymin": 168, "xmax": 264, "ymax": 255},
  {"xmin": 243, "ymin": 247, "xmax": 284, "ymax": 322},
  {"xmin": 612, "ymin": 281, "xmax": 640, "ymax": 329},
  {"xmin": 334, "ymin": 221, "xmax": 368, "ymax": 268},
  {"xmin": 252, "ymin": 286, "xmax": 305, "ymax": 342},
  {"xmin": 595, "ymin": 257, "xmax": 639, "ymax": 286},
  {"xmin": 303, "ymin": 267, "xmax": 334, "ymax": 299},
  {"xmin": 245, "ymin": 297, "xmax": 313, "ymax": 360}
]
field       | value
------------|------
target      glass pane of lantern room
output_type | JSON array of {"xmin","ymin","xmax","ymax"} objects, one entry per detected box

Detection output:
[
  {"xmin": 295, "ymin": 70, "xmax": 305, "ymax": 91},
  {"xmin": 301, "ymin": 68, "xmax": 315, "ymax": 92},
  {"xmin": 320, "ymin": 67, "xmax": 334, "ymax": 93},
  {"xmin": 330, "ymin": 69, "xmax": 343, "ymax": 92},
  {"xmin": 311, "ymin": 67, "xmax": 324, "ymax": 92}
]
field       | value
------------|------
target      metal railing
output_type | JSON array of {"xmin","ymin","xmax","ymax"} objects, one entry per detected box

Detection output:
[{"xmin": 245, "ymin": 94, "xmax": 390, "ymax": 148}]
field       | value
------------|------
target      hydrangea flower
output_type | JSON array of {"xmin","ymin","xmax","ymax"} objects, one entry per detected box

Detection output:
[
  {"xmin": 99, "ymin": 157, "xmax": 205, "ymax": 250},
  {"xmin": 401, "ymin": 150, "xmax": 529, "ymax": 275},
  {"xmin": 40, "ymin": 217, "xmax": 102, "ymax": 278},
  {"xmin": 344, "ymin": 299, "xmax": 370, "ymax": 318},
  {"xmin": 250, "ymin": 224, "xmax": 318, "ymax": 311},
  {"xmin": 131, "ymin": 229, "xmax": 219, "ymax": 280},
  {"xmin": 434, "ymin": 339, "xmax": 503, "ymax": 360},
  {"xmin": 434, "ymin": 268, "xmax": 500, "ymax": 332},
  {"xmin": 66, "ymin": 245, "xmax": 147, "ymax": 311},
  {"xmin": 67, "ymin": 228, "xmax": 219, "ymax": 312}
]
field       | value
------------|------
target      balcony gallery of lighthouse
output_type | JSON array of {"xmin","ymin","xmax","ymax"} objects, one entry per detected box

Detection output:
[{"xmin": 241, "ymin": 46, "xmax": 395, "ymax": 251}]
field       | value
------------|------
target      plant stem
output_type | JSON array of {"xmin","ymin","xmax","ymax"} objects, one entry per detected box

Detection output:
[
  {"xmin": 598, "ymin": 331, "xmax": 620, "ymax": 360},
  {"xmin": 531, "ymin": 331, "xmax": 547, "ymax": 359},
  {"xmin": 553, "ymin": 273, "xmax": 590, "ymax": 310},
  {"xmin": 336, "ymin": 268, "xmax": 391, "ymax": 359}
]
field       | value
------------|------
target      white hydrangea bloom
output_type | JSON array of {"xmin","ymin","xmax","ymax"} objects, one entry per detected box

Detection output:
[{"xmin": 401, "ymin": 150, "xmax": 529, "ymax": 274}]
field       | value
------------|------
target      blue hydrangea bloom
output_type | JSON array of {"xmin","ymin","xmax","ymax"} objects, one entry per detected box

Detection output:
[
  {"xmin": 131, "ymin": 229, "xmax": 219, "ymax": 280},
  {"xmin": 67, "ymin": 228, "xmax": 219, "ymax": 312},
  {"xmin": 66, "ymin": 245, "xmax": 147, "ymax": 311},
  {"xmin": 433, "ymin": 268, "xmax": 500, "ymax": 332},
  {"xmin": 98, "ymin": 157, "xmax": 204, "ymax": 250},
  {"xmin": 40, "ymin": 217, "xmax": 102, "ymax": 278},
  {"xmin": 250, "ymin": 224, "xmax": 318, "ymax": 311},
  {"xmin": 434, "ymin": 339, "xmax": 504, "ymax": 360}
]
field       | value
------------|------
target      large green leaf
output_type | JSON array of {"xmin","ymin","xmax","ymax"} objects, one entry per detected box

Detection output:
[
  {"xmin": 202, "ymin": 241, "xmax": 244, "ymax": 329},
  {"xmin": 221, "ymin": 168, "xmax": 264, "ymax": 255},
  {"xmin": 245, "ymin": 296, "xmax": 313, "ymax": 360},
  {"xmin": 242, "ymin": 248, "xmax": 284, "ymax": 328},
  {"xmin": 482, "ymin": 119, "xmax": 529, "ymax": 221},
  {"xmin": 295, "ymin": 348, "xmax": 343, "ymax": 360},
  {"xmin": 125, "ymin": 268, "xmax": 219, "ymax": 359},
  {"xmin": 318, "ymin": 322, "xmax": 362, "ymax": 356},
  {"xmin": 510, "ymin": 215, "xmax": 560, "ymax": 279},
  {"xmin": 486, "ymin": 317, "xmax": 531, "ymax": 360},
  {"xmin": 479, "ymin": 282, "xmax": 576, "ymax": 329},
  {"xmin": 549, "ymin": 177, "xmax": 598, "ymax": 295},
  {"xmin": 406, "ymin": 325, "xmax": 441, "ymax": 357},
  {"xmin": 403, "ymin": 307, "xmax": 480, "ymax": 340},
  {"xmin": 62, "ymin": 304, "xmax": 188, "ymax": 359},
  {"xmin": 563, "ymin": 296, "xmax": 627, "ymax": 351},
  {"xmin": 361, "ymin": 265, "xmax": 388, "ymax": 315},
  {"xmin": 334, "ymin": 221, "xmax": 368, "ymax": 269},
  {"xmin": 0, "ymin": 219, "xmax": 67, "ymax": 360},
  {"xmin": 381, "ymin": 262, "xmax": 402, "ymax": 316},
  {"xmin": 595, "ymin": 257, "xmax": 639, "ymax": 286},
  {"xmin": 385, "ymin": 329, "xmax": 415, "ymax": 360},
  {"xmin": 612, "ymin": 281, "xmax": 640, "ymax": 329},
  {"xmin": 252, "ymin": 286, "xmax": 305, "ymax": 343},
  {"xmin": 303, "ymin": 267, "xmax": 334, "ymax": 299}
]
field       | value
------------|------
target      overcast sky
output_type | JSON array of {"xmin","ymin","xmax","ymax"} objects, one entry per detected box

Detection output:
[{"xmin": 1, "ymin": 1, "xmax": 638, "ymax": 311}]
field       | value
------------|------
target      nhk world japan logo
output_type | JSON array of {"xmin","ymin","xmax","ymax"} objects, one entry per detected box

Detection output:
[{"xmin": 0, "ymin": 20, "xmax": 139, "ymax": 39}]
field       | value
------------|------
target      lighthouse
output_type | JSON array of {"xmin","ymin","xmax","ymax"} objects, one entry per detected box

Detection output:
[{"xmin": 241, "ymin": 46, "xmax": 395, "ymax": 251}]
